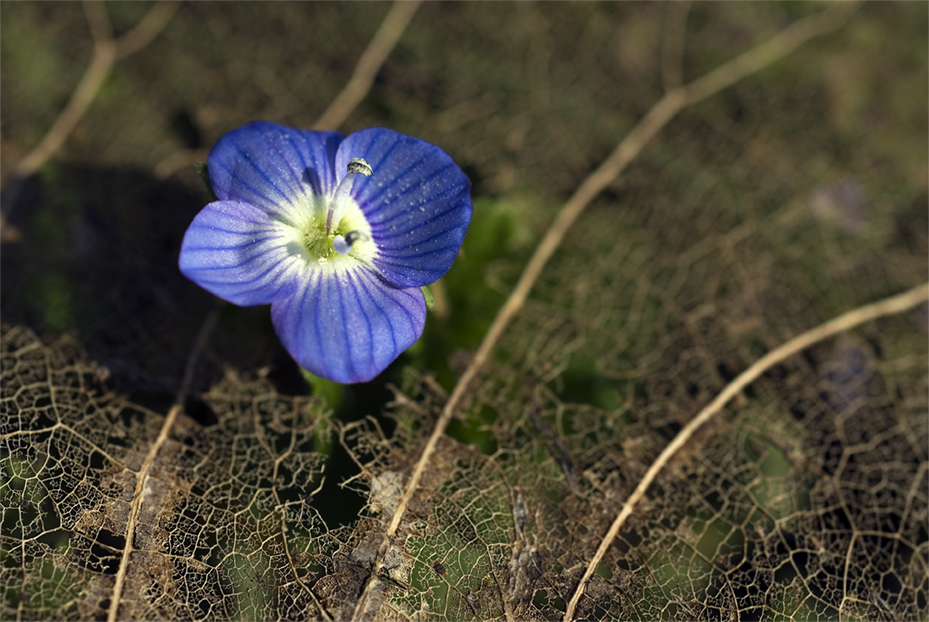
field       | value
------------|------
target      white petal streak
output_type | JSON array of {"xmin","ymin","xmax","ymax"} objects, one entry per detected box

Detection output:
[{"xmin": 179, "ymin": 200, "xmax": 304, "ymax": 306}]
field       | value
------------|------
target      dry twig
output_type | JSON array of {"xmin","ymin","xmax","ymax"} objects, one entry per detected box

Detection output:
[
  {"xmin": 313, "ymin": 1, "xmax": 423, "ymax": 131},
  {"xmin": 6, "ymin": 1, "xmax": 180, "ymax": 190},
  {"xmin": 106, "ymin": 299, "xmax": 221, "ymax": 622},
  {"xmin": 104, "ymin": 3, "xmax": 422, "ymax": 619},
  {"xmin": 564, "ymin": 282, "xmax": 928, "ymax": 619},
  {"xmin": 350, "ymin": 3, "xmax": 862, "ymax": 620}
]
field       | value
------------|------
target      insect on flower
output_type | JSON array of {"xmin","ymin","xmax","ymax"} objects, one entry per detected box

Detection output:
[{"xmin": 179, "ymin": 121, "xmax": 472, "ymax": 383}]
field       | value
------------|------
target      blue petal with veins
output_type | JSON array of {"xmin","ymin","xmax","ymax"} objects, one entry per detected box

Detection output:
[{"xmin": 179, "ymin": 122, "xmax": 472, "ymax": 383}]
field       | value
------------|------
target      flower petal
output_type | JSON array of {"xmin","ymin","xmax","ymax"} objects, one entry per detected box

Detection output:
[
  {"xmin": 336, "ymin": 128, "xmax": 472, "ymax": 288},
  {"xmin": 208, "ymin": 121, "xmax": 344, "ymax": 225},
  {"xmin": 179, "ymin": 200, "xmax": 304, "ymax": 306},
  {"xmin": 270, "ymin": 266, "xmax": 426, "ymax": 384}
]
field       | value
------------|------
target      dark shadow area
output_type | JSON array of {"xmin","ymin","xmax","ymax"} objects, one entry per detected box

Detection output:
[{"xmin": 1, "ymin": 164, "xmax": 284, "ymax": 400}]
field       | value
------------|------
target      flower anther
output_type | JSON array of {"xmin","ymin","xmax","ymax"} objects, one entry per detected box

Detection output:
[{"xmin": 179, "ymin": 122, "xmax": 472, "ymax": 383}]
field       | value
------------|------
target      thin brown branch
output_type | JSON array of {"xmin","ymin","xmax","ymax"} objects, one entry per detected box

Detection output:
[
  {"xmin": 684, "ymin": 1, "xmax": 859, "ymax": 106},
  {"xmin": 107, "ymin": 300, "xmax": 222, "ymax": 622},
  {"xmin": 312, "ymin": 0, "xmax": 423, "ymax": 130},
  {"xmin": 5, "ymin": 0, "xmax": 178, "ymax": 190},
  {"xmin": 105, "ymin": 403, "xmax": 183, "ymax": 622},
  {"xmin": 560, "ymin": 5, "xmax": 864, "ymax": 618},
  {"xmin": 563, "ymin": 281, "xmax": 928, "ymax": 620},
  {"xmin": 9, "ymin": 22, "xmax": 116, "ymax": 183},
  {"xmin": 115, "ymin": 0, "xmax": 181, "ymax": 59},
  {"xmin": 350, "ymin": 3, "xmax": 861, "ymax": 620},
  {"xmin": 107, "ymin": 3, "xmax": 423, "ymax": 617},
  {"xmin": 156, "ymin": 1, "xmax": 415, "ymax": 180},
  {"xmin": 15, "ymin": 16, "xmax": 188, "ymax": 608},
  {"xmin": 83, "ymin": 0, "xmax": 114, "ymax": 45}
]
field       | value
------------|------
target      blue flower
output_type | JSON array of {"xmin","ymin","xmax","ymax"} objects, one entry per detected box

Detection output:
[{"xmin": 179, "ymin": 121, "xmax": 472, "ymax": 384}]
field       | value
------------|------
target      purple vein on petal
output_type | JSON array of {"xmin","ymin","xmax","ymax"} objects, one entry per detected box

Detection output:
[
  {"xmin": 187, "ymin": 256, "xmax": 297, "ymax": 304},
  {"xmin": 364, "ymin": 272, "xmax": 405, "ymax": 369},
  {"xmin": 380, "ymin": 277, "xmax": 420, "ymax": 335},
  {"xmin": 261, "ymin": 141, "xmax": 307, "ymax": 202},
  {"xmin": 312, "ymin": 271, "xmax": 330, "ymax": 378},
  {"xmin": 371, "ymin": 209, "xmax": 466, "ymax": 242},
  {"xmin": 355, "ymin": 134, "xmax": 404, "ymax": 178},
  {"xmin": 333, "ymin": 273, "xmax": 357, "ymax": 381},
  {"xmin": 377, "ymin": 248, "xmax": 461, "ymax": 266},
  {"xmin": 377, "ymin": 245, "xmax": 462, "ymax": 264},
  {"xmin": 356, "ymin": 150, "xmax": 433, "ymax": 209},
  {"xmin": 267, "ymin": 131, "xmax": 331, "ymax": 201},
  {"xmin": 283, "ymin": 132, "xmax": 327, "ymax": 198},
  {"xmin": 193, "ymin": 258, "xmax": 287, "ymax": 286},
  {"xmin": 364, "ymin": 178, "xmax": 465, "ymax": 230},
  {"xmin": 228, "ymin": 144, "xmax": 295, "ymax": 205},
  {"xmin": 347, "ymin": 270, "xmax": 377, "ymax": 375}
]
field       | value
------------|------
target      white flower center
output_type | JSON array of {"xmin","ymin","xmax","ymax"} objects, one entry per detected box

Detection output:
[{"xmin": 297, "ymin": 158, "xmax": 376, "ymax": 270}]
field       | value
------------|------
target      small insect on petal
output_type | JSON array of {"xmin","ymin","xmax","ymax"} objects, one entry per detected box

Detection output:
[{"xmin": 347, "ymin": 157, "xmax": 373, "ymax": 176}]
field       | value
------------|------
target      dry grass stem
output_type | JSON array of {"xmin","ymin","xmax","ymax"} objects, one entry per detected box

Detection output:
[
  {"xmin": 106, "ymin": 301, "xmax": 221, "ymax": 622},
  {"xmin": 6, "ymin": 0, "xmax": 180, "ymax": 189},
  {"xmin": 313, "ymin": 0, "xmax": 423, "ymax": 131},
  {"xmin": 351, "ymin": 3, "xmax": 862, "ymax": 620},
  {"xmin": 155, "ymin": 3, "xmax": 421, "ymax": 180},
  {"xmin": 102, "ymin": 3, "xmax": 423, "ymax": 618},
  {"xmin": 563, "ymin": 281, "xmax": 928, "ymax": 620},
  {"xmin": 114, "ymin": 0, "xmax": 182, "ymax": 60}
]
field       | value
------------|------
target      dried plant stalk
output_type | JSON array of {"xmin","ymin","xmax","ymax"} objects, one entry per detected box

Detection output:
[
  {"xmin": 564, "ymin": 281, "xmax": 929, "ymax": 620},
  {"xmin": 350, "ymin": 3, "xmax": 863, "ymax": 619}
]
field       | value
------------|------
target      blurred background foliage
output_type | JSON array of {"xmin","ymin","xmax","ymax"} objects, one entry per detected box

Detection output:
[{"xmin": 2, "ymin": 2, "xmax": 927, "ymax": 620}]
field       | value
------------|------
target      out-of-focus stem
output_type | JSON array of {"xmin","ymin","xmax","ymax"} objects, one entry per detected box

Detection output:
[
  {"xmin": 313, "ymin": 0, "xmax": 423, "ymax": 130},
  {"xmin": 3, "ymin": 0, "xmax": 180, "ymax": 213}
]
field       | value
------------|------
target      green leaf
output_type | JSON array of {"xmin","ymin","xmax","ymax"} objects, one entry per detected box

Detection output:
[{"xmin": 421, "ymin": 285, "xmax": 435, "ymax": 311}]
